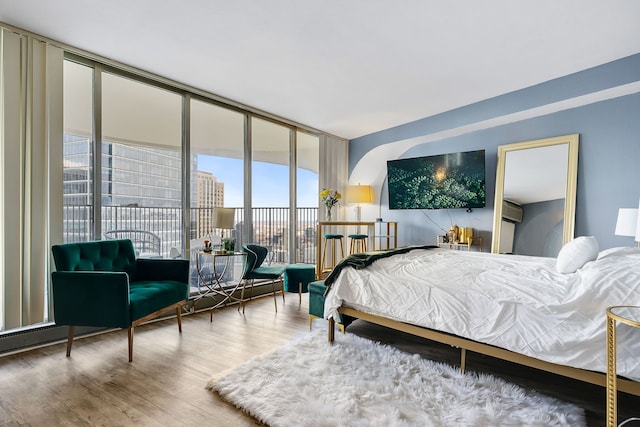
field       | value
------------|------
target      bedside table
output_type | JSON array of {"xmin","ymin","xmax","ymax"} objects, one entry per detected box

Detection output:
[{"xmin": 606, "ymin": 306, "xmax": 640, "ymax": 427}]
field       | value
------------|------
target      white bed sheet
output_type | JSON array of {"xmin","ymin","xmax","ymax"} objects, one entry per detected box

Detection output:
[{"xmin": 324, "ymin": 247, "xmax": 640, "ymax": 381}]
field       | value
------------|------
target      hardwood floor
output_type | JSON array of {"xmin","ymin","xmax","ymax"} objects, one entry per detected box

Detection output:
[{"xmin": 1, "ymin": 295, "xmax": 638, "ymax": 426}]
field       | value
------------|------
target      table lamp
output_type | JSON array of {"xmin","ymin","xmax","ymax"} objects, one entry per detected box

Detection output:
[
  {"xmin": 346, "ymin": 184, "xmax": 374, "ymax": 221},
  {"xmin": 214, "ymin": 207, "xmax": 236, "ymax": 252},
  {"xmin": 615, "ymin": 207, "xmax": 639, "ymax": 247}
]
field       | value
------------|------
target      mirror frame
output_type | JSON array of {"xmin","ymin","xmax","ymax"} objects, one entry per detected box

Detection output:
[{"xmin": 491, "ymin": 134, "xmax": 580, "ymax": 254}]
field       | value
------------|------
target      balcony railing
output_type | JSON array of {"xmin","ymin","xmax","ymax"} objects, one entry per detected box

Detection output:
[{"xmin": 63, "ymin": 206, "xmax": 318, "ymax": 264}]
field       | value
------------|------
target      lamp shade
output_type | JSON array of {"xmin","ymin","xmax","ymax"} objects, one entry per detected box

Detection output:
[
  {"xmin": 214, "ymin": 207, "xmax": 235, "ymax": 230},
  {"xmin": 615, "ymin": 208, "xmax": 638, "ymax": 237},
  {"xmin": 637, "ymin": 199, "xmax": 640, "ymax": 242},
  {"xmin": 346, "ymin": 185, "xmax": 374, "ymax": 204}
]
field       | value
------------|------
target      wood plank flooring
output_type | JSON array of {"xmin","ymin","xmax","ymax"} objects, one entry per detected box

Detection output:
[{"xmin": 0, "ymin": 295, "xmax": 638, "ymax": 426}]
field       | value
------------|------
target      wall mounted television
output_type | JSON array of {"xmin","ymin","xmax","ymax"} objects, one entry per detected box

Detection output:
[{"xmin": 387, "ymin": 149, "xmax": 486, "ymax": 210}]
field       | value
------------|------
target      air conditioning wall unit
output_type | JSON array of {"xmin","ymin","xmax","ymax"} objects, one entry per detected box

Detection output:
[{"xmin": 502, "ymin": 200, "xmax": 523, "ymax": 223}]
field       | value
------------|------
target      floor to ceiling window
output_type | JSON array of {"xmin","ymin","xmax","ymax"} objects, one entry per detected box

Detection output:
[
  {"xmin": 63, "ymin": 60, "xmax": 94, "ymax": 242},
  {"xmin": 190, "ymin": 98, "xmax": 245, "ymax": 242},
  {"xmin": 251, "ymin": 118, "xmax": 291, "ymax": 264},
  {"xmin": 100, "ymin": 72, "xmax": 183, "ymax": 258},
  {"xmin": 189, "ymin": 98, "xmax": 246, "ymax": 287},
  {"xmin": 296, "ymin": 131, "xmax": 320, "ymax": 263},
  {"xmin": 61, "ymin": 59, "xmax": 321, "ymax": 270}
]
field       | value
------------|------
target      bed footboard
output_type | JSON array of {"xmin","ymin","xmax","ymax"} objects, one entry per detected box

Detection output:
[{"xmin": 330, "ymin": 306, "xmax": 640, "ymax": 397}]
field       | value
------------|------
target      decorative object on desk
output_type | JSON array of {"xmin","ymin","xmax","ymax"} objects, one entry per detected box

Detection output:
[
  {"xmin": 222, "ymin": 237, "xmax": 236, "ymax": 253},
  {"xmin": 448, "ymin": 224, "xmax": 459, "ymax": 243},
  {"xmin": 346, "ymin": 183, "xmax": 373, "ymax": 221},
  {"xmin": 203, "ymin": 239, "xmax": 212, "ymax": 253},
  {"xmin": 320, "ymin": 188, "xmax": 341, "ymax": 221},
  {"xmin": 459, "ymin": 227, "xmax": 474, "ymax": 243},
  {"xmin": 207, "ymin": 330, "xmax": 585, "ymax": 427}
]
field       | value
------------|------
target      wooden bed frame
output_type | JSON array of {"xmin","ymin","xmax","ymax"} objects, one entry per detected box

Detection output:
[{"xmin": 327, "ymin": 306, "xmax": 640, "ymax": 397}]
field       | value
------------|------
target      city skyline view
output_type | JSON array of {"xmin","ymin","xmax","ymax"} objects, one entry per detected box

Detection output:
[{"xmin": 197, "ymin": 155, "xmax": 319, "ymax": 208}]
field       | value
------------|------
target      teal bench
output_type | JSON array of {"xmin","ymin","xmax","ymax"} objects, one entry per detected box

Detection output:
[
  {"xmin": 309, "ymin": 280, "xmax": 351, "ymax": 333},
  {"xmin": 51, "ymin": 239, "xmax": 189, "ymax": 362}
]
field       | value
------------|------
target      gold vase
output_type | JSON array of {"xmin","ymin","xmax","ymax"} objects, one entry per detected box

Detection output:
[{"xmin": 459, "ymin": 227, "xmax": 474, "ymax": 243}]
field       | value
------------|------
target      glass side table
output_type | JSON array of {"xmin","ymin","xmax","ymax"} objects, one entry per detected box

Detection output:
[
  {"xmin": 193, "ymin": 251, "xmax": 247, "ymax": 322},
  {"xmin": 606, "ymin": 306, "xmax": 640, "ymax": 427}
]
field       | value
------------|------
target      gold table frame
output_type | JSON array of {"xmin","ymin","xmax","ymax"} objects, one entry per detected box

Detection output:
[
  {"xmin": 192, "ymin": 251, "xmax": 247, "ymax": 321},
  {"xmin": 606, "ymin": 305, "xmax": 640, "ymax": 427}
]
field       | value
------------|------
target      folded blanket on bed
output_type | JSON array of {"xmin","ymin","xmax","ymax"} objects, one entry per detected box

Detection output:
[{"xmin": 323, "ymin": 245, "xmax": 437, "ymax": 294}]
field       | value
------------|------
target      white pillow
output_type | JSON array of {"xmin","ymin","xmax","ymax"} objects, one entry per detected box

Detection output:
[
  {"xmin": 596, "ymin": 246, "xmax": 640, "ymax": 260},
  {"xmin": 556, "ymin": 236, "xmax": 599, "ymax": 273}
]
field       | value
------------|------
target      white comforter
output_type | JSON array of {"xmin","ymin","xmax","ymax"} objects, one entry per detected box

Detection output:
[{"xmin": 324, "ymin": 246, "xmax": 640, "ymax": 381}]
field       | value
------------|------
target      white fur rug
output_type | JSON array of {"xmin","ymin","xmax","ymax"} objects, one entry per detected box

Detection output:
[{"xmin": 206, "ymin": 330, "xmax": 585, "ymax": 427}]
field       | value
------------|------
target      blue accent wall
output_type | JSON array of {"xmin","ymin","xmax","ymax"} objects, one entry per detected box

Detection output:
[{"xmin": 349, "ymin": 53, "xmax": 640, "ymax": 251}]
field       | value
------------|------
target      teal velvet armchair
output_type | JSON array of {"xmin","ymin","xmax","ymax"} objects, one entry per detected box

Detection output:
[
  {"xmin": 51, "ymin": 239, "xmax": 189, "ymax": 362},
  {"xmin": 241, "ymin": 244, "xmax": 285, "ymax": 313}
]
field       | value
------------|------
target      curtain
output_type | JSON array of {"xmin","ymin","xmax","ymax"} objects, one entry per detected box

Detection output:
[
  {"xmin": 319, "ymin": 134, "xmax": 348, "ymax": 221},
  {"xmin": 0, "ymin": 27, "xmax": 63, "ymax": 331}
]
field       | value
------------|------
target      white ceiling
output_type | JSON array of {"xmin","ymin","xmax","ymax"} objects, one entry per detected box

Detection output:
[{"xmin": 1, "ymin": 0, "xmax": 640, "ymax": 140}]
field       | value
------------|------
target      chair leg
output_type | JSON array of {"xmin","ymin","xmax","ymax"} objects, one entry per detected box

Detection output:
[
  {"xmin": 66, "ymin": 325, "xmax": 74, "ymax": 357},
  {"xmin": 271, "ymin": 280, "xmax": 278, "ymax": 312},
  {"xmin": 128, "ymin": 326, "xmax": 134, "ymax": 362},
  {"xmin": 299, "ymin": 282, "xmax": 302, "ymax": 305},
  {"xmin": 321, "ymin": 238, "xmax": 329, "ymax": 271},
  {"xmin": 241, "ymin": 279, "xmax": 255, "ymax": 314},
  {"xmin": 330, "ymin": 240, "xmax": 336, "ymax": 270},
  {"xmin": 239, "ymin": 279, "xmax": 247, "ymax": 312},
  {"xmin": 176, "ymin": 307, "xmax": 183, "ymax": 332}
]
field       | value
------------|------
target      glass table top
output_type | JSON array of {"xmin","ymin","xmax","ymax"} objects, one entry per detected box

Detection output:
[{"xmin": 608, "ymin": 306, "xmax": 640, "ymax": 326}]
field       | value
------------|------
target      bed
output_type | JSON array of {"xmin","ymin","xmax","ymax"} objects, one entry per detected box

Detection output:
[{"xmin": 323, "ymin": 244, "xmax": 640, "ymax": 395}]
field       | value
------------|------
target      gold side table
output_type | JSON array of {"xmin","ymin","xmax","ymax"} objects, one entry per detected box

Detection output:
[
  {"xmin": 193, "ymin": 251, "xmax": 247, "ymax": 321},
  {"xmin": 606, "ymin": 306, "xmax": 640, "ymax": 427}
]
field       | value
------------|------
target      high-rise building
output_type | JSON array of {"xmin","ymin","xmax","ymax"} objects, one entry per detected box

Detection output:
[
  {"xmin": 194, "ymin": 170, "xmax": 225, "ymax": 238},
  {"xmin": 62, "ymin": 138, "xmax": 214, "ymax": 257}
]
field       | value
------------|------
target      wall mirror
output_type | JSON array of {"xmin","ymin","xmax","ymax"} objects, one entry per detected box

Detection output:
[{"xmin": 491, "ymin": 134, "xmax": 579, "ymax": 257}]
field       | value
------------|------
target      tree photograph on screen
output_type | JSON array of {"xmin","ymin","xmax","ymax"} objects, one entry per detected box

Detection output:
[{"xmin": 387, "ymin": 150, "xmax": 486, "ymax": 210}]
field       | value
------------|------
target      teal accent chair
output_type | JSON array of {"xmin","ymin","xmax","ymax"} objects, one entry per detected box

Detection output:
[
  {"xmin": 51, "ymin": 239, "xmax": 190, "ymax": 362},
  {"xmin": 240, "ymin": 244, "xmax": 286, "ymax": 313}
]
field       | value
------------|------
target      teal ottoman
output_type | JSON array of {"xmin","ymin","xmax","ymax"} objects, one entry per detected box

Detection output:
[
  {"xmin": 284, "ymin": 263, "xmax": 316, "ymax": 304},
  {"xmin": 308, "ymin": 280, "xmax": 346, "ymax": 333}
]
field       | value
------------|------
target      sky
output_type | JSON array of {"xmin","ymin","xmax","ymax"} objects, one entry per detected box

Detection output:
[{"xmin": 197, "ymin": 155, "xmax": 318, "ymax": 207}]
